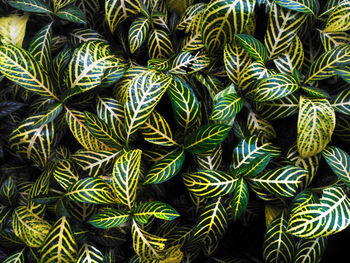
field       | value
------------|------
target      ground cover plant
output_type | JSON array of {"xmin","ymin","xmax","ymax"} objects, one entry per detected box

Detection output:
[{"xmin": 0, "ymin": 0, "xmax": 350, "ymax": 262}]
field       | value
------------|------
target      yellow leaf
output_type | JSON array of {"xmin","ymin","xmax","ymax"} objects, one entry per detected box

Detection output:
[{"xmin": 0, "ymin": 14, "xmax": 29, "ymax": 47}]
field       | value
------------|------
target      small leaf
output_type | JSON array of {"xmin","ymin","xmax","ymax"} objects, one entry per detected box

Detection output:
[
  {"xmin": 133, "ymin": 201, "xmax": 180, "ymax": 224},
  {"xmin": 55, "ymin": 6, "xmax": 87, "ymax": 24},
  {"xmin": 88, "ymin": 208, "xmax": 129, "ymax": 229},
  {"xmin": 128, "ymin": 17, "xmax": 150, "ymax": 54},
  {"xmin": 235, "ymin": 34, "xmax": 268, "ymax": 64},
  {"xmin": 8, "ymin": 0, "xmax": 52, "ymax": 14},
  {"xmin": 322, "ymin": 146, "xmax": 350, "ymax": 186}
]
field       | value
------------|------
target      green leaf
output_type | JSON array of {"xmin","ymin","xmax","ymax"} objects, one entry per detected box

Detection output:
[
  {"xmin": 128, "ymin": 17, "xmax": 150, "ymax": 54},
  {"xmin": 335, "ymin": 66, "xmax": 350, "ymax": 83},
  {"xmin": 66, "ymin": 41, "xmax": 120, "ymax": 96},
  {"xmin": 3, "ymin": 249, "xmax": 25, "ymax": 263},
  {"xmin": 253, "ymin": 73, "xmax": 299, "ymax": 102},
  {"xmin": 192, "ymin": 198, "xmax": 228, "ymax": 246},
  {"xmin": 322, "ymin": 146, "xmax": 350, "ymax": 186},
  {"xmin": 264, "ymin": 3, "xmax": 308, "ymax": 59},
  {"xmin": 319, "ymin": 31, "xmax": 350, "ymax": 51},
  {"xmin": 263, "ymin": 212, "xmax": 295, "ymax": 263},
  {"xmin": 8, "ymin": 0, "xmax": 52, "ymax": 14},
  {"xmin": 124, "ymin": 70, "xmax": 172, "ymax": 142},
  {"xmin": 84, "ymin": 111, "xmax": 122, "ymax": 150},
  {"xmin": 249, "ymin": 165, "xmax": 308, "ymax": 198},
  {"xmin": 12, "ymin": 206, "xmax": 51, "ymax": 248},
  {"xmin": 72, "ymin": 150, "xmax": 120, "ymax": 177},
  {"xmin": 297, "ymin": 97, "xmax": 336, "ymax": 158},
  {"xmin": 28, "ymin": 22, "xmax": 53, "ymax": 71},
  {"xmin": 275, "ymin": 0, "xmax": 319, "ymax": 15},
  {"xmin": 331, "ymin": 88, "xmax": 350, "ymax": 115},
  {"xmin": 147, "ymin": 29, "xmax": 174, "ymax": 59},
  {"xmin": 224, "ymin": 41, "xmax": 252, "ymax": 87},
  {"xmin": 231, "ymin": 178, "xmax": 249, "ymax": 221},
  {"xmin": 201, "ymin": 0, "xmax": 255, "ymax": 54},
  {"xmin": 294, "ymin": 237, "xmax": 328, "ymax": 263},
  {"xmin": 247, "ymin": 110, "xmax": 277, "ymax": 140},
  {"xmin": 274, "ymin": 35, "xmax": 304, "ymax": 74},
  {"xmin": 169, "ymin": 51, "xmax": 210, "ymax": 75},
  {"xmin": 105, "ymin": 0, "xmax": 142, "ymax": 33},
  {"xmin": 287, "ymin": 186, "xmax": 350, "ymax": 238},
  {"xmin": 33, "ymin": 102, "xmax": 63, "ymax": 127},
  {"xmin": 304, "ymin": 44, "xmax": 350, "ymax": 84},
  {"xmin": 133, "ymin": 201, "xmax": 180, "ymax": 224},
  {"xmin": 75, "ymin": 244, "xmax": 104, "ymax": 263},
  {"xmin": 176, "ymin": 3, "xmax": 206, "ymax": 32},
  {"xmin": 235, "ymin": 34, "xmax": 268, "ymax": 64},
  {"xmin": 196, "ymin": 146, "xmax": 223, "ymax": 170},
  {"xmin": 301, "ymin": 85, "xmax": 330, "ymax": 99},
  {"xmin": 184, "ymin": 124, "xmax": 231, "ymax": 154},
  {"xmin": 0, "ymin": 44, "xmax": 58, "ymax": 100},
  {"xmin": 52, "ymin": 0, "xmax": 75, "ymax": 11},
  {"xmin": 324, "ymin": 1, "xmax": 350, "ymax": 32},
  {"xmin": 51, "ymin": 46, "xmax": 72, "ymax": 89},
  {"xmin": 111, "ymin": 149, "xmax": 141, "ymax": 209},
  {"xmin": 55, "ymin": 6, "xmax": 87, "ymax": 24},
  {"xmin": 140, "ymin": 110, "xmax": 179, "ymax": 147},
  {"xmin": 65, "ymin": 109, "xmax": 113, "ymax": 151},
  {"xmin": 40, "ymin": 216, "xmax": 77, "ymax": 263},
  {"xmin": 53, "ymin": 160, "xmax": 79, "ymax": 190},
  {"xmin": 183, "ymin": 170, "xmax": 237, "ymax": 198},
  {"xmin": 88, "ymin": 208, "xmax": 129, "ymax": 229},
  {"xmin": 0, "ymin": 176, "xmax": 17, "ymax": 206},
  {"xmin": 65, "ymin": 177, "xmax": 118, "ymax": 205},
  {"xmin": 9, "ymin": 115, "xmax": 55, "ymax": 167},
  {"xmin": 232, "ymin": 135, "xmax": 281, "ymax": 175},
  {"xmin": 210, "ymin": 93, "xmax": 244, "ymax": 123},
  {"xmin": 143, "ymin": 149, "xmax": 185, "ymax": 185},
  {"xmin": 131, "ymin": 220, "xmax": 167, "ymax": 260},
  {"xmin": 167, "ymin": 76, "xmax": 201, "ymax": 134}
]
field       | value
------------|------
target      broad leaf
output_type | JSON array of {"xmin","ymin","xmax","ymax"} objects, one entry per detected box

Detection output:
[
  {"xmin": 275, "ymin": 0, "xmax": 319, "ymax": 15},
  {"xmin": 235, "ymin": 34, "xmax": 268, "ymax": 64},
  {"xmin": 76, "ymin": 244, "xmax": 104, "ymax": 263},
  {"xmin": 88, "ymin": 208, "xmax": 129, "ymax": 229},
  {"xmin": 147, "ymin": 29, "xmax": 174, "ymax": 59},
  {"xmin": 169, "ymin": 51, "xmax": 210, "ymax": 75},
  {"xmin": 53, "ymin": 160, "xmax": 79, "ymax": 190},
  {"xmin": 128, "ymin": 17, "xmax": 150, "ymax": 54},
  {"xmin": 133, "ymin": 201, "xmax": 180, "ymax": 224},
  {"xmin": 210, "ymin": 93, "xmax": 244, "ymax": 124},
  {"xmin": 294, "ymin": 237, "xmax": 328, "ymax": 263},
  {"xmin": 324, "ymin": 1, "xmax": 350, "ymax": 32},
  {"xmin": 231, "ymin": 178, "xmax": 249, "ymax": 221},
  {"xmin": 322, "ymin": 146, "xmax": 350, "ymax": 186},
  {"xmin": 8, "ymin": 0, "xmax": 52, "ymax": 14}
]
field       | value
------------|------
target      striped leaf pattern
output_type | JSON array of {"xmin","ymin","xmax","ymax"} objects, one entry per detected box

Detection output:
[
  {"xmin": 275, "ymin": 0, "xmax": 319, "ymax": 14},
  {"xmin": 331, "ymin": 88, "xmax": 350, "ymax": 115},
  {"xmin": 287, "ymin": 187, "xmax": 350, "ymax": 238},
  {"xmin": 124, "ymin": 70, "xmax": 172, "ymax": 142},
  {"xmin": 184, "ymin": 124, "xmax": 231, "ymax": 154},
  {"xmin": 0, "ymin": 44, "xmax": 58, "ymax": 100},
  {"xmin": 105, "ymin": 0, "xmax": 141, "ymax": 33},
  {"xmin": 140, "ymin": 111, "xmax": 178, "ymax": 147},
  {"xmin": 177, "ymin": 3, "xmax": 206, "ymax": 32},
  {"xmin": 247, "ymin": 111, "xmax": 277, "ymax": 140},
  {"xmin": 231, "ymin": 178, "xmax": 249, "ymax": 221},
  {"xmin": 183, "ymin": 170, "xmax": 237, "ymax": 198},
  {"xmin": 39, "ymin": 217, "xmax": 77, "ymax": 263},
  {"xmin": 322, "ymin": 146, "xmax": 350, "ymax": 186},
  {"xmin": 128, "ymin": 17, "xmax": 150, "ymax": 54},
  {"xmin": 324, "ymin": 1, "xmax": 350, "ymax": 32},
  {"xmin": 133, "ymin": 201, "xmax": 180, "ymax": 224},
  {"xmin": 12, "ymin": 206, "xmax": 52, "ymax": 248},
  {"xmin": 196, "ymin": 146, "xmax": 223, "ymax": 170},
  {"xmin": 53, "ymin": 160, "xmax": 79, "ymax": 190},
  {"xmin": 264, "ymin": 3, "xmax": 308, "ymax": 59},
  {"xmin": 210, "ymin": 93, "xmax": 244, "ymax": 123},
  {"xmin": 65, "ymin": 109, "xmax": 112, "ymax": 151},
  {"xmin": 65, "ymin": 177, "xmax": 117, "ymax": 205},
  {"xmin": 88, "ymin": 208, "xmax": 129, "ymax": 229},
  {"xmin": 72, "ymin": 150, "xmax": 119, "ymax": 177},
  {"xmin": 249, "ymin": 165, "xmax": 308, "ymax": 198},
  {"xmin": 201, "ymin": 0, "xmax": 255, "ymax": 54},
  {"xmin": 297, "ymin": 97, "xmax": 336, "ymax": 158},
  {"xmin": 75, "ymin": 244, "xmax": 104, "ymax": 263},
  {"xmin": 169, "ymin": 51, "xmax": 210, "ymax": 75},
  {"xmin": 111, "ymin": 149, "xmax": 141, "ymax": 208},
  {"xmin": 131, "ymin": 221, "xmax": 167, "ymax": 260},
  {"xmin": 304, "ymin": 44, "xmax": 350, "ymax": 84},
  {"xmin": 254, "ymin": 73, "xmax": 299, "ymax": 102},
  {"xmin": 3, "ymin": 249, "xmax": 25, "ymax": 263},
  {"xmin": 147, "ymin": 29, "xmax": 174, "ymax": 59},
  {"xmin": 9, "ymin": 115, "xmax": 55, "ymax": 168},
  {"xmin": 294, "ymin": 237, "xmax": 328, "ymax": 263},
  {"xmin": 319, "ymin": 31, "xmax": 350, "ymax": 51},
  {"xmin": 263, "ymin": 212, "xmax": 295, "ymax": 263},
  {"xmin": 167, "ymin": 76, "xmax": 201, "ymax": 134},
  {"xmin": 143, "ymin": 149, "xmax": 185, "ymax": 185},
  {"xmin": 224, "ymin": 41, "xmax": 252, "ymax": 86},
  {"xmin": 235, "ymin": 34, "xmax": 268, "ymax": 64},
  {"xmin": 28, "ymin": 22, "xmax": 52, "ymax": 71},
  {"xmin": 8, "ymin": 0, "xmax": 52, "ymax": 14}
]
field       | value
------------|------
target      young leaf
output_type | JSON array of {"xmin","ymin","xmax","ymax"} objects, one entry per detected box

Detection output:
[
  {"xmin": 143, "ymin": 149, "xmax": 185, "ymax": 185},
  {"xmin": 201, "ymin": 0, "xmax": 255, "ymax": 54},
  {"xmin": 39, "ymin": 216, "xmax": 77, "ymax": 263},
  {"xmin": 183, "ymin": 170, "xmax": 237, "ymax": 198},
  {"xmin": 297, "ymin": 97, "xmax": 336, "ymax": 158},
  {"xmin": 184, "ymin": 124, "xmax": 231, "ymax": 154},
  {"xmin": 65, "ymin": 177, "xmax": 118, "ymax": 205},
  {"xmin": 111, "ymin": 149, "xmax": 142, "ymax": 209},
  {"xmin": 128, "ymin": 17, "xmax": 150, "ymax": 54},
  {"xmin": 133, "ymin": 201, "xmax": 180, "ymax": 224},
  {"xmin": 88, "ymin": 208, "xmax": 129, "ymax": 229},
  {"xmin": 322, "ymin": 146, "xmax": 350, "ymax": 186},
  {"xmin": 0, "ymin": 44, "xmax": 58, "ymax": 100},
  {"xmin": 287, "ymin": 187, "xmax": 350, "ymax": 238}
]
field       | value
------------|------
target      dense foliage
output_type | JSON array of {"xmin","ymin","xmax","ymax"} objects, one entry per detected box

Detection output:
[{"xmin": 0, "ymin": 0, "xmax": 350, "ymax": 262}]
